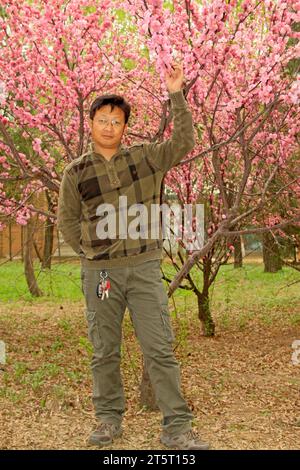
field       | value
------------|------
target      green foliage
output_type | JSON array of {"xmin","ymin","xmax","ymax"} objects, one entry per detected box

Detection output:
[
  {"xmin": 82, "ymin": 5, "xmax": 97, "ymax": 15},
  {"xmin": 195, "ymin": 122, "xmax": 204, "ymax": 141},
  {"xmin": 286, "ymin": 21, "xmax": 300, "ymax": 76},
  {"xmin": 122, "ymin": 58, "xmax": 136, "ymax": 71},
  {"xmin": 51, "ymin": 338, "xmax": 64, "ymax": 352},
  {"xmin": 163, "ymin": 0, "xmax": 175, "ymax": 13},
  {"xmin": 140, "ymin": 46, "xmax": 150, "ymax": 60},
  {"xmin": 79, "ymin": 336, "xmax": 93, "ymax": 355},
  {"xmin": 114, "ymin": 8, "xmax": 126, "ymax": 21}
]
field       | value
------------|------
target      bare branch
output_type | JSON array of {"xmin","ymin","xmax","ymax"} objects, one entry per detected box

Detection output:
[
  {"xmin": 222, "ymin": 217, "xmax": 300, "ymax": 236},
  {"xmin": 178, "ymin": 95, "xmax": 281, "ymax": 166}
]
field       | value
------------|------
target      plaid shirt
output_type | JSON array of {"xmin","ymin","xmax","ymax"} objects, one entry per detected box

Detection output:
[{"xmin": 57, "ymin": 90, "xmax": 195, "ymax": 268}]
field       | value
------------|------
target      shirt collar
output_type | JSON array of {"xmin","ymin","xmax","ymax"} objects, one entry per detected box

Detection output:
[{"xmin": 88, "ymin": 142, "xmax": 130, "ymax": 161}]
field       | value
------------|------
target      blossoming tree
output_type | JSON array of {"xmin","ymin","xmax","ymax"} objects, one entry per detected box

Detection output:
[{"xmin": 0, "ymin": 0, "xmax": 299, "ymax": 325}]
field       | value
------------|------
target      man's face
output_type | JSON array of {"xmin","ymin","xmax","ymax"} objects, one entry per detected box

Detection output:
[{"xmin": 89, "ymin": 105, "xmax": 127, "ymax": 150}]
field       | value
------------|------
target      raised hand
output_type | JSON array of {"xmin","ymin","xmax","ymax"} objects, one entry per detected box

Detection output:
[{"xmin": 165, "ymin": 62, "xmax": 184, "ymax": 93}]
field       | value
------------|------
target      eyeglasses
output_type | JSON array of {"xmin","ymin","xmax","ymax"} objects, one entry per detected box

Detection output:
[{"xmin": 95, "ymin": 117, "xmax": 123, "ymax": 128}]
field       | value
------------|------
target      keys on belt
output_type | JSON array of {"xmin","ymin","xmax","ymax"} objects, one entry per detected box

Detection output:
[{"xmin": 96, "ymin": 270, "xmax": 111, "ymax": 300}]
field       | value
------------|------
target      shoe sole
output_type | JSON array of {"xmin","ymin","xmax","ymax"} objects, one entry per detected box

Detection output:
[{"xmin": 87, "ymin": 428, "xmax": 123, "ymax": 447}]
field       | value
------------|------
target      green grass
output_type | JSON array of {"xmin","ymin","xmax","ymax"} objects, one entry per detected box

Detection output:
[
  {"xmin": 0, "ymin": 260, "xmax": 299, "ymax": 317},
  {"xmin": 162, "ymin": 261, "xmax": 300, "ymax": 316},
  {"xmin": 0, "ymin": 260, "xmax": 82, "ymax": 302},
  {"xmin": 0, "ymin": 260, "xmax": 299, "ymax": 449}
]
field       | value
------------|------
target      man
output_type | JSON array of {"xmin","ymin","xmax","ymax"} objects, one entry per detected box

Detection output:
[{"xmin": 57, "ymin": 62, "xmax": 209, "ymax": 450}]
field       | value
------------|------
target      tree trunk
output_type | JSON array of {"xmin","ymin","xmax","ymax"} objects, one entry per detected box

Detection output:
[
  {"xmin": 197, "ymin": 292, "xmax": 215, "ymax": 337},
  {"xmin": 139, "ymin": 359, "xmax": 158, "ymax": 411},
  {"xmin": 42, "ymin": 190, "xmax": 54, "ymax": 269},
  {"xmin": 33, "ymin": 239, "xmax": 43, "ymax": 263},
  {"xmin": 24, "ymin": 218, "xmax": 43, "ymax": 297},
  {"xmin": 262, "ymin": 232, "xmax": 282, "ymax": 273},
  {"xmin": 233, "ymin": 235, "xmax": 243, "ymax": 268},
  {"xmin": 42, "ymin": 217, "xmax": 54, "ymax": 269}
]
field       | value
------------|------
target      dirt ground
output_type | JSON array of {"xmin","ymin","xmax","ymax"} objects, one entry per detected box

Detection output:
[{"xmin": 0, "ymin": 299, "xmax": 300, "ymax": 450}]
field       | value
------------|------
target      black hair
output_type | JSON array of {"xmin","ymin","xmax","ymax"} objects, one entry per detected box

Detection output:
[{"xmin": 89, "ymin": 94, "xmax": 131, "ymax": 124}]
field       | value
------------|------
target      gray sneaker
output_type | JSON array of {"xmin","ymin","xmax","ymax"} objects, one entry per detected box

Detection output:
[
  {"xmin": 161, "ymin": 429, "xmax": 210, "ymax": 450},
  {"xmin": 87, "ymin": 422, "xmax": 123, "ymax": 447}
]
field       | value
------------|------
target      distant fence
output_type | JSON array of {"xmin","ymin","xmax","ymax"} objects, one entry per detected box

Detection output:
[
  {"xmin": 0, "ymin": 218, "xmax": 260, "ymax": 261},
  {"xmin": 0, "ymin": 218, "xmax": 77, "ymax": 260},
  {"xmin": 0, "ymin": 219, "xmax": 298, "ymax": 262}
]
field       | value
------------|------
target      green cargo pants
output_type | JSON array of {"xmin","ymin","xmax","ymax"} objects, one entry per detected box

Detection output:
[{"xmin": 80, "ymin": 258, "xmax": 194, "ymax": 435}]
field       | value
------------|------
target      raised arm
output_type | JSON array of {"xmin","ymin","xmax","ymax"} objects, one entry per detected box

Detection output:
[{"xmin": 143, "ymin": 62, "xmax": 195, "ymax": 172}]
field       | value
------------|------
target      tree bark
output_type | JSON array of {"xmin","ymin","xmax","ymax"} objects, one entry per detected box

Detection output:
[
  {"xmin": 42, "ymin": 218, "xmax": 54, "ymax": 269},
  {"xmin": 24, "ymin": 218, "xmax": 43, "ymax": 297},
  {"xmin": 233, "ymin": 235, "xmax": 243, "ymax": 268},
  {"xmin": 262, "ymin": 232, "xmax": 282, "ymax": 273},
  {"xmin": 197, "ymin": 292, "xmax": 215, "ymax": 337},
  {"xmin": 42, "ymin": 190, "xmax": 55, "ymax": 269}
]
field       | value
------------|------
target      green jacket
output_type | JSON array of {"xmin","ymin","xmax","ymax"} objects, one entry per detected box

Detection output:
[{"xmin": 57, "ymin": 89, "xmax": 195, "ymax": 268}]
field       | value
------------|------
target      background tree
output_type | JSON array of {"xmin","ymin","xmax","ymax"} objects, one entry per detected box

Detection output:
[{"xmin": 0, "ymin": 0, "xmax": 299, "ymax": 407}]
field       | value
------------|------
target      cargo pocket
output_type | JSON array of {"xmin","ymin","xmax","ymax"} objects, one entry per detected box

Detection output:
[
  {"xmin": 160, "ymin": 306, "xmax": 175, "ymax": 343},
  {"xmin": 85, "ymin": 310, "xmax": 102, "ymax": 350}
]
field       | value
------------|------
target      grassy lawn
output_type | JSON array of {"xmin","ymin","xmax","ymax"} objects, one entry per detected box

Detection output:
[
  {"xmin": 1, "ymin": 258, "xmax": 299, "ymax": 312},
  {"xmin": 0, "ymin": 259, "xmax": 83, "ymax": 302},
  {"xmin": 0, "ymin": 259, "xmax": 300, "ymax": 449}
]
